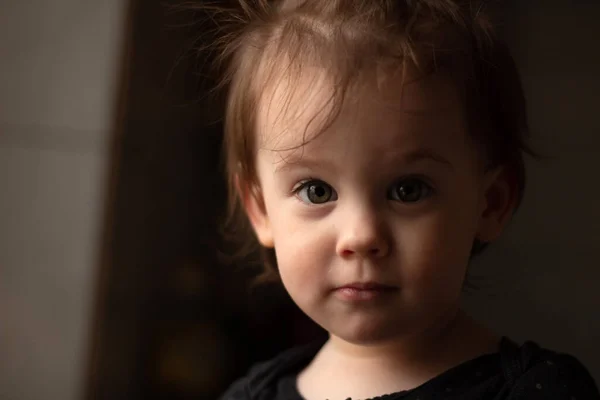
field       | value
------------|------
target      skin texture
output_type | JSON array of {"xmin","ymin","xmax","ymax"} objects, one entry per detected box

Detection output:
[{"xmin": 242, "ymin": 69, "xmax": 516, "ymax": 399}]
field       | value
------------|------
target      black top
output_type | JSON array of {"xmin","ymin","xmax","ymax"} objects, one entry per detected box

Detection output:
[{"xmin": 219, "ymin": 337, "xmax": 599, "ymax": 400}]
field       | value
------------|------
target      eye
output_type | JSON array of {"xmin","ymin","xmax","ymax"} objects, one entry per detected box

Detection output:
[
  {"xmin": 294, "ymin": 180, "xmax": 337, "ymax": 204},
  {"xmin": 389, "ymin": 177, "xmax": 433, "ymax": 203}
]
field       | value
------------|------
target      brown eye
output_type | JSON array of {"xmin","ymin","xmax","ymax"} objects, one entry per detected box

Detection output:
[
  {"xmin": 390, "ymin": 178, "xmax": 432, "ymax": 203},
  {"xmin": 296, "ymin": 180, "xmax": 337, "ymax": 204}
]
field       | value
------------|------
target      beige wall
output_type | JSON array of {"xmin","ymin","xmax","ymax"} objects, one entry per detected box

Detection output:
[
  {"xmin": 463, "ymin": 1, "xmax": 600, "ymax": 382},
  {"xmin": 0, "ymin": 1, "xmax": 126, "ymax": 399}
]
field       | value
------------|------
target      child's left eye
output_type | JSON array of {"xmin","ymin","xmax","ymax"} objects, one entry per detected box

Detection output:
[{"xmin": 389, "ymin": 178, "xmax": 433, "ymax": 203}]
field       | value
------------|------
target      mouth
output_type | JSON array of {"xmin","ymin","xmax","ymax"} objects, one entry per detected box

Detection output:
[{"xmin": 333, "ymin": 282, "xmax": 398, "ymax": 301}]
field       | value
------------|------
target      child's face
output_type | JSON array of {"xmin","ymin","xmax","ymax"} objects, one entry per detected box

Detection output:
[{"xmin": 245, "ymin": 70, "xmax": 508, "ymax": 345}]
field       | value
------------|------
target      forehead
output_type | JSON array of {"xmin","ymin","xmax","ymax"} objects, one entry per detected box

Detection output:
[{"xmin": 255, "ymin": 67, "xmax": 467, "ymax": 157}]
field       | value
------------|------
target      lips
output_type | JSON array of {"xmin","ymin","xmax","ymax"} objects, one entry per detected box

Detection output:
[
  {"xmin": 337, "ymin": 282, "xmax": 396, "ymax": 291},
  {"xmin": 333, "ymin": 282, "xmax": 398, "ymax": 301}
]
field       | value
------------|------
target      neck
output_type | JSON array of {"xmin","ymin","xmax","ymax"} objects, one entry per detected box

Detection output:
[
  {"xmin": 326, "ymin": 308, "xmax": 472, "ymax": 369},
  {"xmin": 300, "ymin": 309, "xmax": 499, "ymax": 397}
]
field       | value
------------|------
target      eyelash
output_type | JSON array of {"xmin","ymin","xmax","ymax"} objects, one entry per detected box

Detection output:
[{"xmin": 292, "ymin": 178, "xmax": 336, "ymax": 202}]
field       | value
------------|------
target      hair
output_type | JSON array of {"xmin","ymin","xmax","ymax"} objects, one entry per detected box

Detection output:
[{"xmin": 197, "ymin": 0, "xmax": 534, "ymax": 283}]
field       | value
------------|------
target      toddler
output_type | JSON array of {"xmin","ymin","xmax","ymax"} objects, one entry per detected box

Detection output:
[{"xmin": 208, "ymin": 1, "xmax": 600, "ymax": 399}]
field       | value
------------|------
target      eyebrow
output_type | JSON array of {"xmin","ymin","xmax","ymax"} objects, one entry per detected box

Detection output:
[
  {"xmin": 274, "ymin": 148, "xmax": 453, "ymax": 173},
  {"xmin": 274, "ymin": 156, "xmax": 338, "ymax": 173},
  {"xmin": 400, "ymin": 148, "xmax": 454, "ymax": 170}
]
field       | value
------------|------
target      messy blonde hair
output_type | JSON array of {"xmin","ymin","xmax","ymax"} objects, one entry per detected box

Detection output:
[{"xmin": 198, "ymin": 0, "xmax": 533, "ymax": 283}]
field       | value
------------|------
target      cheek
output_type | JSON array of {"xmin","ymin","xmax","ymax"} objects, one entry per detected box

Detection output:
[
  {"xmin": 270, "ymin": 207, "xmax": 324, "ymax": 250},
  {"xmin": 397, "ymin": 208, "xmax": 475, "ymax": 291},
  {"xmin": 267, "ymin": 205, "xmax": 333, "ymax": 283},
  {"xmin": 272, "ymin": 226, "xmax": 332, "ymax": 315}
]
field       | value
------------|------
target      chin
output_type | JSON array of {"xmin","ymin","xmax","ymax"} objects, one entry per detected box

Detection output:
[{"xmin": 326, "ymin": 315, "xmax": 408, "ymax": 345}]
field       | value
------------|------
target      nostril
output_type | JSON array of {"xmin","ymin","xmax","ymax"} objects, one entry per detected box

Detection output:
[
  {"xmin": 340, "ymin": 247, "xmax": 382, "ymax": 257},
  {"xmin": 341, "ymin": 249, "xmax": 355, "ymax": 257}
]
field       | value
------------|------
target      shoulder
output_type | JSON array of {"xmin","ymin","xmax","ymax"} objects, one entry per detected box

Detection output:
[
  {"xmin": 218, "ymin": 341, "xmax": 322, "ymax": 400},
  {"xmin": 503, "ymin": 339, "xmax": 599, "ymax": 399}
]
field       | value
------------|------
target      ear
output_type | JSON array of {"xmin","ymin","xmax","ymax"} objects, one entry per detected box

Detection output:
[
  {"xmin": 476, "ymin": 166, "xmax": 519, "ymax": 243},
  {"xmin": 238, "ymin": 177, "xmax": 275, "ymax": 248}
]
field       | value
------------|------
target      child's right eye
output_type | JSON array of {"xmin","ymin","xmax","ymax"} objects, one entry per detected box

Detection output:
[{"xmin": 293, "ymin": 180, "xmax": 337, "ymax": 204}]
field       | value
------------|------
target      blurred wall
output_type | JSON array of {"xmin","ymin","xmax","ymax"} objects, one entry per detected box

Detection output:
[
  {"xmin": 463, "ymin": 0, "xmax": 600, "ymax": 382},
  {"xmin": 0, "ymin": 1, "xmax": 127, "ymax": 400}
]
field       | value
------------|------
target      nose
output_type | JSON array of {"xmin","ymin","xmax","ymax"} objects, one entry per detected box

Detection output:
[{"xmin": 335, "ymin": 206, "xmax": 390, "ymax": 259}]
